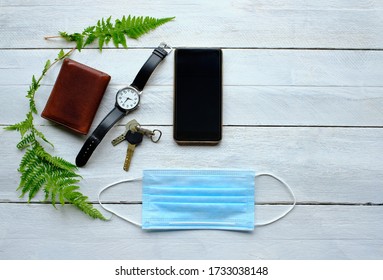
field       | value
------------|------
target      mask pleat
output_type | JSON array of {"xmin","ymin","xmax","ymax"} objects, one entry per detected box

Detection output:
[{"xmin": 142, "ymin": 169, "xmax": 255, "ymax": 231}]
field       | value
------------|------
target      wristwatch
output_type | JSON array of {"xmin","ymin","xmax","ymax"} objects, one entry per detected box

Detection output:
[{"xmin": 75, "ymin": 42, "xmax": 172, "ymax": 167}]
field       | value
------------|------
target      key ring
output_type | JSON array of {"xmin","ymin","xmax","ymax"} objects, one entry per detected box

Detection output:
[{"xmin": 150, "ymin": 129, "xmax": 162, "ymax": 143}]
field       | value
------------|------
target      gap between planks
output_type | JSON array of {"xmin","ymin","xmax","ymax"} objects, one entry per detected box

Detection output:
[
  {"xmin": 1, "ymin": 47, "xmax": 383, "ymax": 51},
  {"xmin": 1, "ymin": 201, "xmax": 382, "ymax": 206}
]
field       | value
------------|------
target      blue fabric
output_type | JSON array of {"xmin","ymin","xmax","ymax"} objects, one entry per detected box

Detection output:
[{"xmin": 142, "ymin": 169, "xmax": 255, "ymax": 231}]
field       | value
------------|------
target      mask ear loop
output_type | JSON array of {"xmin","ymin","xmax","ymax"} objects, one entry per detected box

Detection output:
[
  {"xmin": 98, "ymin": 178, "xmax": 143, "ymax": 227},
  {"xmin": 254, "ymin": 173, "xmax": 296, "ymax": 227}
]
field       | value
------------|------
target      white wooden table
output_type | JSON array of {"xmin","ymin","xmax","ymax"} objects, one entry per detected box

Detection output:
[{"xmin": 1, "ymin": 0, "xmax": 382, "ymax": 260}]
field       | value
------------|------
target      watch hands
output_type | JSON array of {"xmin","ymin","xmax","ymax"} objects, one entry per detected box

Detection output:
[{"xmin": 123, "ymin": 97, "xmax": 132, "ymax": 105}]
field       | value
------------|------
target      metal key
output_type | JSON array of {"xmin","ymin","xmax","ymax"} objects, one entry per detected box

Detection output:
[
  {"xmin": 123, "ymin": 130, "xmax": 144, "ymax": 171},
  {"xmin": 136, "ymin": 126, "xmax": 162, "ymax": 143},
  {"xmin": 111, "ymin": 119, "xmax": 140, "ymax": 146}
]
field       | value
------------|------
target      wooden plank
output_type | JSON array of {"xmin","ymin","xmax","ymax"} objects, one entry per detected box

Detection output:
[
  {"xmin": 4, "ymin": 0, "xmax": 383, "ymax": 9},
  {"xmin": 2, "ymin": 84, "xmax": 383, "ymax": 127},
  {"xmin": 1, "ymin": 0, "xmax": 383, "ymax": 49},
  {"xmin": 0, "ymin": 204, "xmax": 382, "ymax": 259},
  {"xmin": 1, "ymin": 127, "xmax": 382, "ymax": 204},
  {"xmin": 1, "ymin": 49, "xmax": 383, "ymax": 127},
  {"xmin": 1, "ymin": 0, "xmax": 382, "ymax": 263},
  {"xmin": 1, "ymin": 49, "xmax": 383, "ymax": 87}
]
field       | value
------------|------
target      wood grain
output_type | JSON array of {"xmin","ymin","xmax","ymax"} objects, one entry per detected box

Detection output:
[
  {"xmin": 1, "ymin": 49, "xmax": 382, "ymax": 127},
  {"xmin": 0, "ymin": 0, "xmax": 382, "ymax": 260},
  {"xmin": 1, "ymin": 0, "xmax": 383, "ymax": 49},
  {"xmin": 1, "ymin": 204, "xmax": 382, "ymax": 259},
  {"xmin": 2, "ymin": 84, "xmax": 383, "ymax": 127},
  {"xmin": 1, "ymin": 49, "xmax": 383, "ymax": 87},
  {"xmin": 1, "ymin": 126, "xmax": 382, "ymax": 204}
]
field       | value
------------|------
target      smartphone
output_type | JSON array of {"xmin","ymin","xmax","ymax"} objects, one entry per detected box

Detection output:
[{"xmin": 173, "ymin": 48, "xmax": 222, "ymax": 144}]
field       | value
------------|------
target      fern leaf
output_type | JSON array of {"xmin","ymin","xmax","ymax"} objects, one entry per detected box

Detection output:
[
  {"xmin": 19, "ymin": 160, "xmax": 46, "ymax": 198},
  {"xmin": 31, "ymin": 75, "xmax": 39, "ymax": 91},
  {"xmin": 59, "ymin": 189, "xmax": 65, "ymax": 206},
  {"xmin": 84, "ymin": 33, "xmax": 96, "ymax": 47},
  {"xmin": 63, "ymin": 188, "xmax": 107, "ymax": 220},
  {"xmin": 111, "ymin": 30, "xmax": 120, "ymax": 48},
  {"xmin": 84, "ymin": 26, "xmax": 95, "ymax": 33},
  {"xmin": 33, "ymin": 143, "xmax": 76, "ymax": 172},
  {"xmin": 52, "ymin": 156, "xmax": 78, "ymax": 172},
  {"xmin": 43, "ymin": 59, "xmax": 51, "ymax": 72},
  {"xmin": 19, "ymin": 156, "xmax": 38, "ymax": 190},
  {"xmin": 118, "ymin": 31, "xmax": 127, "ymax": 48},
  {"xmin": 4, "ymin": 121, "xmax": 24, "ymax": 133},
  {"xmin": 33, "ymin": 128, "xmax": 54, "ymax": 148},
  {"xmin": 18, "ymin": 147, "xmax": 37, "ymax": 173},
  {"xmin": 17, "ymin": 143, "xmax": 106, "ymax": 220},
  {"xmin": 16, "ymin": 133, "xmax": 35, "ymax": 150},
  {"xmin": 59, "ymin": 15, "xmax": 175, "ymax": 51},
  {"xmin": 6, "ymin": 47, "xmax": 107, "ymax": 220},
  {"xmin": 57, "ymin": 176, "xmax": 81, "ymax": 186},
  {"xmin": 50, "ymin": 188, "xmax": 58, "ymax": 207},
  {"xmin": 4, "ymin": 112, "xmax": 33, "ymax": 137},
  {"xmin": 44, "ymin": 172, "xmax": 67, "ymax": 207},
  {"xmin": 98, "ymin": 35, "xmax": 105, "ymax": 50},
  {"xmin": 28, "ymin": 175, "xmax": 47, "ymax": 201},
  {"xmin": 29, "ymin": 98, "xmax": 37, "ymax": 114},
  {"xmin": 75, "ymin": 34, "xmax": 84, "ymax": 51},
  {"xmin": 57, "ymin": 49, "xmax": 65, "ymax": 59}
]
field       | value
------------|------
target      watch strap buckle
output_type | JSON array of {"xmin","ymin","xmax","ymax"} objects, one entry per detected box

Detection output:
[{"xmin": 158, "ymin": 42, "xmax": 173, "ymax": 55}]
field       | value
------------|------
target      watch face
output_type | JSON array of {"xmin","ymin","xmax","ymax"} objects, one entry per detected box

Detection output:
[{"xmin": 116, "ymin": 87, "xmax": 140, "ymax": 110}]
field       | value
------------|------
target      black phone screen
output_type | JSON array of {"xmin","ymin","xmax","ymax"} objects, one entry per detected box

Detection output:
[{"xmin": 174, "ymin": 48, "xmax": 222, "ymax": 143}]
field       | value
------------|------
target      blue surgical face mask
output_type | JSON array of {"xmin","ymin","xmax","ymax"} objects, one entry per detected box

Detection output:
[{"xmin": 98, "ymin": 169, "xmax": 296, "ymax": 231}]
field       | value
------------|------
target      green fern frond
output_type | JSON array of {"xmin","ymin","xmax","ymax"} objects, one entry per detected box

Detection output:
[
  {"xmin": 33, "ymin": 128, "xmax": 53, "ymax": 147},
  {"xmin": 19, "ymin": 159, "xmax": 46, "ymax": 198},
  {"xmin": 45, "ymin": 174, "xmax": 79, "ymax": 207},
  {"xmin": 4, "ymin": 112, "xmax": 34, "ymax": 137},
  {"xmin": 57, "ymin": 177, "xmax": 81, "ymax": 187},
  {"xmin": 18, "ymin": 147, "xmax": 37, "ymax": 173},
  {"xmin": 28, "ymin": 175, "xmax": 47, "ymax": 201},
  {"xmin": 43, "ymin": 59, "xmax": 51, "ymax": 72},
  {"xmin": 16, "ymin": 133, "xmax": 35, "ymax": 150},
  {"xmin": 7, "ymin": 14, "xmax": 175, "ymax": 221},
  {"xmin": 44, "ymin": 181, "xmax": 57, "ymax": 208},
  {"xmin": 63, "ymin": 188, "xmax": 108, "ymax": 221},
  {"xmin": 27, "ymin": 75, "xmax": 39, "ymax": 99},
  {"xmin": 29, "ymin": 99, "xmax": 37, "ymax": 114},
  {"xmin": 17, "ymin": 143, "xmax": 106, "ymax": 220},
  {"xmin": 6, "ymin": 48, "xmax": 106, "ymax": 220},
  {"xmin": 59, "ymin": 15, "xmax": 175, "ymax": 51},
  {"xmin": 32, "ymin": 143, "xmax": 75, "ymax": 172}
]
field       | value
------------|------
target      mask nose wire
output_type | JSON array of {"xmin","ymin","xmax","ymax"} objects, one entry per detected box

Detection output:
[
  {"xmin": 254, "ymin": 173, "xmax": 297, "ymax": 226},
  {"xmin": 98, "ymin": 178, "xmax": 143, "ymax": 227}
]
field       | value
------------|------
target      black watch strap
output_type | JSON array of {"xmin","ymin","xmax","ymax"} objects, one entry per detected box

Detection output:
[
  {"xmin": 75, "ymin": 107, "xmax": 125, "ymax": 167},
  {"xmin": 76, "ymin": 43, "xmax": 171, "ymax": 167},
  {"xmin": 131, "ymin": 43, "xmax": 172, "ymax": 91}
]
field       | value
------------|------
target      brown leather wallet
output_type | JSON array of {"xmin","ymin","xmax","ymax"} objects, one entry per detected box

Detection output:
[{"xmin": 41, "ymin": 58, "xmax": 111, "ymax": 135}]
